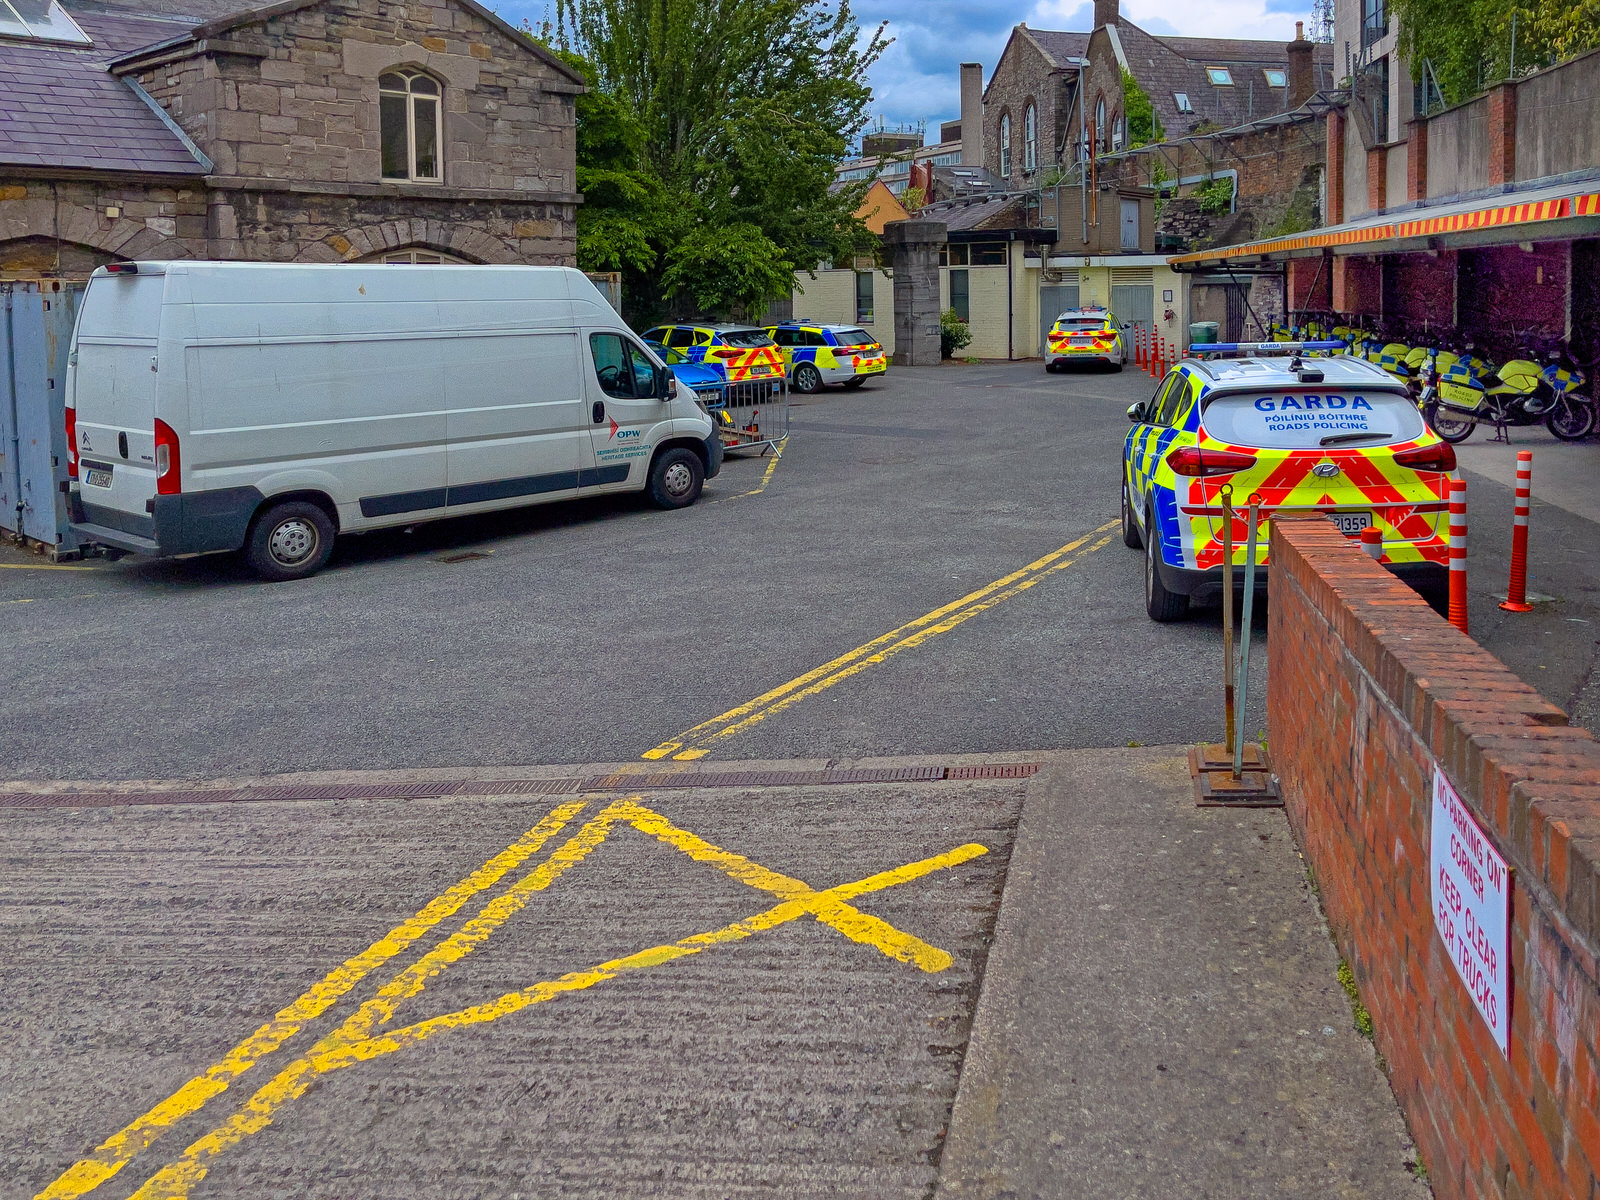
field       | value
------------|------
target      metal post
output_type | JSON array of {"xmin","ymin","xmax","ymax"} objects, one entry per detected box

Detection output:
[
  {"xmin": 1232, "ymin": 493, "xmax": 1262, "ymax": 777},
  {"xmin": 1221, "ymin": 485, "xmax": 1236, "ymax": 755}
]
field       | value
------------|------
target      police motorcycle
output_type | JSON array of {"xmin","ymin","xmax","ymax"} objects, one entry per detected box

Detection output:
[{"xmin": 1419, "ymin": 340, "xmax": 1597, "ymax": 443}]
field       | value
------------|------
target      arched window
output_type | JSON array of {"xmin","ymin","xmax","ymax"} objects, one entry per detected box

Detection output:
[
  {"xmin": 1094, "ymin": 95, "xmax": 1106, "ymax": 153},
  {"xmin": 1111, "ymin": 109, "xmax": 1124, "ymax": 151},
  {"xmin": 362, "ymin": 248, "xmax": 469, "ymax": 264},
  {"xmin": 379, "ymin": 70, "xmax": 441, "ymax": 182},
  {"xmin": 1023, "ymin": 102, "xmax": 1038, "ymax": 173},
  {"xmin": 998, "ymin": 111, "xmax": 1012, "ymax": 177}
]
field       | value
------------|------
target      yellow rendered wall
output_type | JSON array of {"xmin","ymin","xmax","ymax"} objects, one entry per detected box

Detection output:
[{"xmin": 791, "ymin": 269, "xmax": 895, "ymax": 355}]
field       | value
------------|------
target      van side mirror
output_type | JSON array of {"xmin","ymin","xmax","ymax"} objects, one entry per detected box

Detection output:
[
  {"xmin": 658, "ymin": 370, "xmax": 674, "ymax": 400},
  {"xmin": 1127, "ymin": 402, "xmax": 1146, "ymax": 423}
]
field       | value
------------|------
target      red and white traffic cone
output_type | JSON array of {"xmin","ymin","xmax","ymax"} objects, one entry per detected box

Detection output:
[
  {"xmin": 1499, "ymin": 450, "xmax": 1534, "ymax": 613},
  {"xmin": 1360, "ymin": 525, "xmax": 1383, "ymax": 561},
  {"xmin": 1136, "ymin": 327, "xmax": 1146, "ymax": 369},
  {"xmin": 1448, "ymin": 478, "xmax": 1469, "ymax": 634}
]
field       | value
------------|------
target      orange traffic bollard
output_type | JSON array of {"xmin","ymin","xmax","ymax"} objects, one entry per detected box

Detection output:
[
  {"xmin": 1136, "ymin": 327, "xmax": 1145, "ymax": 369},
  {"xmin": 1500, "ymin": 450, "xmax": 1533, "ymax": 613},
  {"xmin": 1448, "ymin": 478, "xmax": 1469, "ymax": 634},
  {"xmin": 1360, "ymin": 525, "xmax": 1383, "ymax": 560}
]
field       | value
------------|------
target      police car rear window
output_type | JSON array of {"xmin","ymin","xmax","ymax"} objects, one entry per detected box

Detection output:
[
  {"xmin": 1054, "ymin": 318, "xmax": 1107, "ymax": 331},
  {"xmin": 719, "ymin": 329, "xmax": 775, "ymax": 348},
  {"xmin": 1201, "ymin": 390, "xmax": 1425, "ymax": 449},
  {"xmin": 835, "ymin": 329, "xmax": 874, "ymax": 347}
]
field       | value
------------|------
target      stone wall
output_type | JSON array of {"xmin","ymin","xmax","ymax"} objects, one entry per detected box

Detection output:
[
  {"xmin": 982, "ymin": 32, "xmax": 1066, "ymax": 189},
  {"xmin": 1269, "ymin": 516, "xmax": 1600, "ymax": 1200}
]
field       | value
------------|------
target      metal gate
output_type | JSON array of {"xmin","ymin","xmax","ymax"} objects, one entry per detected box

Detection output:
[
  {"xmin": 1110, "ymin": 283, "xmax": 1155, "ymax": 358},
  {"xmin": 711, "ymin": 376, "xmax": 789, "ymax": 457},
  {"xmin": 1, "ymin": 281, "xmax": 84, "ymax": 554},
  {"xmin": 1039, "ymin": 283, "xmax": 1080, "ymax": 355}
]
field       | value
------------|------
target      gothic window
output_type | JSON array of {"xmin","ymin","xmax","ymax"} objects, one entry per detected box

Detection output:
[
  {"xmin": 998, "ymin": 111, "xmax": 1012, "ymax": 177},
  {"xmin": 1094, "ymin": 95, "xmax": 1106, "ymax": 153},
  {"xmin": 1023, "ymin": 102, "xmax": 1038, "ymax": 173},
  {"xmin": 379, "ymin": 70, "xmax": 442, "ymax": 182}
]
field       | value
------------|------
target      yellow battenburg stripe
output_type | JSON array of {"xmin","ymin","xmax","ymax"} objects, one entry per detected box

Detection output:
[
  {"xmin": 644, "ymin": 524, "xmax": 1118, "ymax": 760},
  {"xmin": 108, "ymin": 798, "xmax": 984, "ymax": 1199},
  {"xmin": 35, "ymin": 801, "xmax": 588, "ymax": 1200}
]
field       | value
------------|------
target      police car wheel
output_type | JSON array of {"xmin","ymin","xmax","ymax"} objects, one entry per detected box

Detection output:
[
  {"xmin": 647, "ymin": 447, "xmax": 704, "ymax": 509},
  {"xmin": 793, "ymin": 364, "xmax": 823, "ymax": 394},
  {"xmin": 1144, "ymin": 510, "xmax": 1188, "ymax": 622},
  {"xmin": 842, "ymin": 377, "xmax": 867, "ymax": 390},
  {"xmin": 1121, "ymin": 476, "xmax": 1142, "ymax": 549}
]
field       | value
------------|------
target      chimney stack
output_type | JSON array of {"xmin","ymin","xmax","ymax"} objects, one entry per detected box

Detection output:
[
  {"xmin": 1094, "ymin": 0, "xmax": 1118, "ymax": 28},
  {"xmin": 959, "ymin": 62, "xmax": 984, "ymax": 166},
  {"xmin": 1286, "ymin": 21, "xmax": 1315, "ymax": 109}
]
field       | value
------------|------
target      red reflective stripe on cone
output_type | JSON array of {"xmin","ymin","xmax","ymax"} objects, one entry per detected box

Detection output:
[
  {"xmin": 1501, "ymin": 451, "xmax": 1533, "ymax": 612},
  {"xmin": 1448, "ymin": 478, "xmax": 1469, "ymax": 633},
  {"xmin": 1360, "ymin": 525, "xmax": 1383, "ymax": 560}
]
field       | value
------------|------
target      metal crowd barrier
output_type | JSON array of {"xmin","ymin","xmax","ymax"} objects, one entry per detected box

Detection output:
[{"xmin": 710, "ymin": 375, "xmax": 789, "ymax": 456}]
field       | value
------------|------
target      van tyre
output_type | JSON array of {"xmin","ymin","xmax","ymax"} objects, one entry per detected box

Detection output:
[
  {"xmin": 648, "ymin": 447, "xmax": 704, "ymax": 509},
  {"xmin": 246, "ymin": 500, "xmax": 334, "ymax": 582},
  {"xmin": 1144, "ymin": 508, "xmax": 1188, "ymax": 622},
  {"xmin": 1121, "ymin": 475, "xmax": 1142, "ymax": 548},
  {"xmin": 793, "ymin": 364, "xmax": 823, "ymax": 394}
]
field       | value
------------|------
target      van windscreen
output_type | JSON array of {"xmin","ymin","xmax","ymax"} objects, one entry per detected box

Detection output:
[
  {"xmin": 719, "ymin": 329, "xmax": 775, "ymax": 348},
  {"xmin": 1201, "ymin": 390, "xmax": 1425, "ymax": 449}
]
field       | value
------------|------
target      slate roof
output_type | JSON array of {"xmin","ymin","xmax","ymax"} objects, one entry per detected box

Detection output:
[
  {"xmin": 0, "ymin": 7, "xmax": 208, "ymax": 173},
  {"xmin": 919, "ymin": 192, "xmax": 1031, "ymax": 234},
  {"xmin": 1026, "ymin": 28, "xmax": 1090, "ymax": 68}
]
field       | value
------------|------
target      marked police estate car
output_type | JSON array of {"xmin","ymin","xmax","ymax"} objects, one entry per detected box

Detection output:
[
  {"xmin": 1123, "ymin": 350, "xmax": 1455, "ymax": 621},
  {"xmin": 763, "ymin": 322, "xmax": 889, "ymax": 393},
  {"xmin": 1045, "ymin": 308, "xmax": 1128, "ymax": 371},
  {"xmin": 640, "ymin": 323, "xmax": 785, "ymax": 391}
]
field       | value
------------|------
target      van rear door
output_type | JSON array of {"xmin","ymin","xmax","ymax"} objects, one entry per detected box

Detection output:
[{"xmin": 69, "ymin": 271, "xmax": 164, "ymax": 544}]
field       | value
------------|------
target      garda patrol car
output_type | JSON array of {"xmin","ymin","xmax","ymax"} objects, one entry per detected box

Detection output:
[
  {"xmin": 640, "ymin": 323, "xmax": 785, "ymax": 390},
  {"xmin": 1122, "ymin": 347, "xmax": 1454, "ymax": 621},
  {"xmin": 763, "ymin": 322, "xmax": 889, "ymax": 393},
  {"xmin": 645, "ymin": 339, "xmax": 725, "ymax": 408},
  {"xmin": 1045, "ymin": 308, "xmax": 1128, "ymax": 372}
]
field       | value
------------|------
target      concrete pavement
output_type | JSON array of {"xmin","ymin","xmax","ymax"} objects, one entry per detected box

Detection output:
[
  {"xmin": 938, "ymin": 747, "xmax": 1428, "ymax": 1199},
  {"xmin": 3, "ymin": 749, "xmax": 1428, "ymax": 1198}
]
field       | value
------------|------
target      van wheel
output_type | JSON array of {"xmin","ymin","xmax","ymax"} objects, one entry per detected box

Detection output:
[
  {"xmin": 793, "ymin": 364, "xmax": 823, "ymax": 394},
  {"xmin": 245, "ymin": 500, "xmax": 335, "ymax": 581},
  {"xmin": 648, "ymin": 447, "xmax": 704, "ymax": 509},
  {"xmin": 1144, "ymin": 508, "xmax": 1188, "ymax": 622}
]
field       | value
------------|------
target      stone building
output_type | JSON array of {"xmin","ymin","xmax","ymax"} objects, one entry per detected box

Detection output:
[{"xmin": 0, "ymin": 0, "xmax": 582, "ymax": 279}]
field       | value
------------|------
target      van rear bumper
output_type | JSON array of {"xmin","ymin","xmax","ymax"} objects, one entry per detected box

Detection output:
[{"xmin": 72, "ymin": 486, "xmax": 264, "ymax": 557}]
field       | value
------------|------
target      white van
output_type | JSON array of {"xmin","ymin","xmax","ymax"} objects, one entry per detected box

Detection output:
[{"xmin": 66, "ymin": 262, "xmax": 722, "ymax": 580}]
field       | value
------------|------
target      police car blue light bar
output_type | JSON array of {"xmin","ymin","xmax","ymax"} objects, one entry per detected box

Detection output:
[{"xmin": 1187, "ymin": 340, "xmax": 1348, "ymax": 355}]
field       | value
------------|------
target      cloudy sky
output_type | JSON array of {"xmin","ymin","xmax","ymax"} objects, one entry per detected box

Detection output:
[{"xmin": 492, "ymin": 0, "xmax": 1315, "ymax": 137}]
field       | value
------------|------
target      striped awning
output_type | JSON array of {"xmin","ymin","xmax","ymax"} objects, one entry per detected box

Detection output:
[{"xmin": 1168, "ymin": 181, "xmax": 1600, "ymax": 266}]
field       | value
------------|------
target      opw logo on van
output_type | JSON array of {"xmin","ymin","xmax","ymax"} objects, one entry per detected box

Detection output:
[{"xmin": 608, "ymin": 418, "xmax": 642, "ymax": 441}]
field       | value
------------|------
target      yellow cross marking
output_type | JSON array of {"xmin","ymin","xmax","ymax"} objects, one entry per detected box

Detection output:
[{"xmin": 39, "ymin": 798, "xmax": 984, "ymax": 1200}]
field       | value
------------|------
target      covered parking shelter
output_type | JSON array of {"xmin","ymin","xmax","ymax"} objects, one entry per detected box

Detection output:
[{"xmin": 1167, "ymin": 178, "xmax": 1600, "ymax": 367}]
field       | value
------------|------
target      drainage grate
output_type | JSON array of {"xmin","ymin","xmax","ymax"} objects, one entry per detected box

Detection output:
[{"xmin": 0, "ymin": 763, "xmax": 1042, "ymax": 810}]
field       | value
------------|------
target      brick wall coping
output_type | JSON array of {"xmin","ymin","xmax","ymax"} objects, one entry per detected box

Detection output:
[
  {"xmin": 1272, "ymin": 516, "xmax": 1600, "ymax": 962},
  {"xmin": 203, "ymin": 176, "xmax": 583, "ymax": 204}
]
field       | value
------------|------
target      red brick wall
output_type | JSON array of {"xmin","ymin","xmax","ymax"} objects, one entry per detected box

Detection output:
[{"xmin": 1269, "ymin": 517, "xmax": 1600, "ymax": 1200}]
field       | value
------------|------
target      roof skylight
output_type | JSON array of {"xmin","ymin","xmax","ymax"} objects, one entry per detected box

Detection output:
[
  {"xmin": 0, "ymin": 0, "xmax": 91, "ymax": 44},
  {"xmin": 1206, "ymin": 67, "xmax": 1234, "ymax": 86}
]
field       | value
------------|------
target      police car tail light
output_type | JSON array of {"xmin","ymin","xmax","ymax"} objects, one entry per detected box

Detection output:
[
  {"xmin": 1392, "ymin": 443, "xmax": 1457, "ymax": 473},
  {"xmin": 65, "ymin": 404, "xmax": 78, "ymax": 479},
  {"xmin": 711, "ymin": 348, "xmax": 742, "ymax": 360},
  {"xmin": 1167, "ymin": 447, "xmax": 1256, "ymax": 477}
]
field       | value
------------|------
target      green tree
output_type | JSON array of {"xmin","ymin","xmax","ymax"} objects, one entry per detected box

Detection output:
[
  {"xmin": 553, "ymin": 0, "xmax": 890, "ymax": 321},
  {"xmin": 1393, "ymin": 0, "xmax": 1600, "ymax": 104},
  {"xmin": 1121, "ymin": 68, "xmax": 1165, "ymax": 148}
]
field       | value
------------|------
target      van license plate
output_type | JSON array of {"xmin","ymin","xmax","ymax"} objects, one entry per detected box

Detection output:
[
  {"xmin": 1330, "ymin": 512, "xmax": 1372, "ymax": 535},
  {"xmin": 85, "ymin": 466, "xmax": 113, "ymax": 488}
]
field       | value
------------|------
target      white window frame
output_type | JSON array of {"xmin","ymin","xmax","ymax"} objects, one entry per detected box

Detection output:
[
  {"xmin": 1023, "ymin": 103, "xmax": 1038, "ymax": 173},
  {"xmin": 368, "ymin": 249, "xmax": 467, "ymax": 264},
  {"xmin": 379, "ymin": 70, "xmax": 443, "ymax": 183},
  {"xmin": 999, "ymin": 112, "xmax": 1012, "ymax": 177},
  {"xmin": 1095, "ymin": 96, "xmax": 1106, "ymax": 151},
  {"xmin": 1174, "ymin": 92, "xmax": 1193, "ymax": 113}
]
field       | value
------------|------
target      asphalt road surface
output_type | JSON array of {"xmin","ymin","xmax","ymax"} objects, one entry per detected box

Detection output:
[{"xmin": 0, "ymin": 361, "xmax": 1266, "ymax": 780}]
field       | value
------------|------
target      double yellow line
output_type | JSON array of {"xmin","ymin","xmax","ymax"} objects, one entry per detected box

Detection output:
[{"xmin": 644, "ymin": 521, "xmax": 1120, "ymax": 761}]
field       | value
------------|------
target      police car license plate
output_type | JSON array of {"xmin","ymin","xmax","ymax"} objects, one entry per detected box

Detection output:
[
  {"xmin": 1330, "ymin": 512, "xmax": 1372, "ymax": 535},
  {"xmin": 84, "ymin": 465, "xmax": 113, "ymax": 488},
  {"xmin": 752, "ymin": 365, "xmax": 774, "ymax": 376}
]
